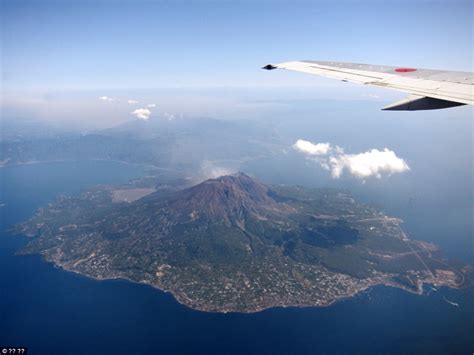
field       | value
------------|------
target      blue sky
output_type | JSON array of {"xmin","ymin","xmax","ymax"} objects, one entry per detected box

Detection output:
[
  {"xmin": 1, "ymin": 0, "xmax": 472, "ymax": 128},
  {"xmin": 2, "ymin": 0, "xmax": 472, "ymax": 91}
]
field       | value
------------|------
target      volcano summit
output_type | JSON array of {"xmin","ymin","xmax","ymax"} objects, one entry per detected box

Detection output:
[{"xmin": 18, "ymin": 173, "xmax": 470, "ymax": 312}]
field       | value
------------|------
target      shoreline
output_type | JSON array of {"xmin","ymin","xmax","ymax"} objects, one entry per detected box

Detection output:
[
  {"xmin": 24, "ymin": 250, "xmax": 461, "ymax": 315},
  {"xmin": 7, "ymin": 160, "xmax": 470, "ymax": 314},
  {"xmin": 0, "ymin": 158, "xmax": 164, "ymax": 171}
]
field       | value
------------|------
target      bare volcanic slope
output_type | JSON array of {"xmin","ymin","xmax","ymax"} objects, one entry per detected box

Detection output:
[{"xmin": 18, "ymin": 173, "xmax": 472, "ymax": 313}]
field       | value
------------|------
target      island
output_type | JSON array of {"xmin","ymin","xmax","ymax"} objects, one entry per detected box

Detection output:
[{"xmin": 16, "ymin": 173, "xmax": 472, "ymax": 313}]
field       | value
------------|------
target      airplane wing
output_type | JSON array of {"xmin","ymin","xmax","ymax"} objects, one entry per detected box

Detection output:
[{"xmin": 262, "ymin": 61, "xmax": 473, "ymax": 111}]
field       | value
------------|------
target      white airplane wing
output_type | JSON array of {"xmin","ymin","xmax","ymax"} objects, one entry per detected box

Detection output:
[{"xmin": 263, "ymin": 61, "xmax": 473, "ymax": 110}]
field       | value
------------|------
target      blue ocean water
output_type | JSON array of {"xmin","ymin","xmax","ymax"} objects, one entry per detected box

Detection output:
[{"xmin": 0, "ymin": 161, "xmax": 472, "ymax": 354}]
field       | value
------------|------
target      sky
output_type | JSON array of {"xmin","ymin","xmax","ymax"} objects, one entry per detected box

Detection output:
[{"xmin": 1, "ymin": 0, "xmax": 473, "ymax": 127}]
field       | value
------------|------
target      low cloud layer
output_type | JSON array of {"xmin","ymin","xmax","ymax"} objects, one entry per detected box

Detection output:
[
  {"xmin": 131, "ymin": 108, "xmax": 151, "ymax": 121},
  {"xmin": 127, "ymin": 99, "xmax": 139, "ymax": 104},
  {"xmin": 293, "ymin": 139, "xmax": 410, "ymax": 179}
]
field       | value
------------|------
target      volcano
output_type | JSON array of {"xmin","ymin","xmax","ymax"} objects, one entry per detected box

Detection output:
[{"xmin": 19, "ymin": 173, "xmax": 469, "ymax": 312}]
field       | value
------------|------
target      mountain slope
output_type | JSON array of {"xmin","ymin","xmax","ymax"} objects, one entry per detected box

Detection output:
[{"xmin": 18, "ymin": 174, "xmax": 471, "ymax": 312}]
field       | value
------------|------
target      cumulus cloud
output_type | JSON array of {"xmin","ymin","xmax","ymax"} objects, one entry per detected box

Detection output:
[
  {"xmin": 328, "ymin": 148, "xmax": 410, "ymax": 178},
  {"xmin": 147, "ymin": 103, "xmax": 156, "ymax": 108},
  {"xmin": 98, "ymin": 96, "xmax": 116, "ymax": 102},
  {"xmin": 293, "ymin": 139, "xmax": 409, "ymax": 179},
  {"xmin": 127, "ymin": 99, "xmax": 139, "ymax": 104},
  {"xmin": 293, "ymin": 139, "xmax": 332, "ymax": 156},
  {"xmin": 131, "ymin": 108, "xmax": 151, "ymax": 121}
]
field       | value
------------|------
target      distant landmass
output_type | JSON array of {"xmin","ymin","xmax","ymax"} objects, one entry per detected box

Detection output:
[
  {"xmin": 17, "ymin": 173, "xmax": 472, "ymax": 313},
  {"xmin": 0, "ymin": 116, "xmax": 280, "ymax": 174}
]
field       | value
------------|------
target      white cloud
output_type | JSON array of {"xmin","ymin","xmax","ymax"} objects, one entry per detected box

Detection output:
[
  {"xmin": 328, "ymin": 149, "xmax": 410, "ymax": 178},
  {"xmin": 293, "ymin": 139, "xmax": 409, "ymax": 179},
  {"xmin": 127, "ymin": 99, "xmax": 139, "ymax": 104},
  {"xmin": 293, "ymin": 139, "xmax": 332, "ymax": 156},
  {"xmin": 131, "ymin": 108, "xmax": 151, "ymax": 121},
  {"xmin": 98, "ymin": 96, "xmax": 116, "ymax": 102},
  {"xmin": 147, "ymin": 103, "xmax": 156, "ymax": 108}
]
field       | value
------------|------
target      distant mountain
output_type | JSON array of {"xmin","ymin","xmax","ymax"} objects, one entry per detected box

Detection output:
[
  {"xmin": 1, "ymin": 116, "xmax": 280, "ymax": 172},
  {"xmin": 0, "ymin": 117, "xmax": 74, "ymax": 141},
  {"xmin": 101, "ymin": 116, "xmax": 250, "ymax": 140},
  {"xmin": 18, "ymin": 174, "xmax": 471, "ymax": 312}
]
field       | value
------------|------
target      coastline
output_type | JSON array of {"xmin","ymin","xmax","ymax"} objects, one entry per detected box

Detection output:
[
  {"xmin": 0, "ymin": 158, "xmax": 160, "ymax": 170},
  {"xmin": 7, "ymin": 160, "xmax": 470, "ymax": 315},
  {"xmin": 23, "ymin": 250, "xmax": 460, "ymax": 315}
]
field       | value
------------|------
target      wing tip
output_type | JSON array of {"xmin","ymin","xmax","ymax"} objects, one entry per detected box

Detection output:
[
  {"xmin": 382, "ymin": 95, "xmax": 466, "ymax": 111},
  {"xmin": 262, "ymin": 64, "xmax": 278, "ymax": 70}
]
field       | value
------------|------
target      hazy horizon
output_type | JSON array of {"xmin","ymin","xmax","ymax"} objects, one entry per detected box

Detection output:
[{"xmin": 2, "ymin": 0, "xmax": 472, "ymax": 128}]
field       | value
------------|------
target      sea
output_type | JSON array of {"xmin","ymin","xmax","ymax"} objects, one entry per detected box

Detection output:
[
  {"xmin": 0, "ymin": 155, "xmax": 472, "ymax": 354},
  {"xmin": 0, "ymin": 108, "xmax": 474, "ymax": 354}
]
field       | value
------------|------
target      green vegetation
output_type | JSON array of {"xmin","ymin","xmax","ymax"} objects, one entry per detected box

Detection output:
[{"xmin": 16, "ymin": 173, "xmax": 470, "ymax": 313}]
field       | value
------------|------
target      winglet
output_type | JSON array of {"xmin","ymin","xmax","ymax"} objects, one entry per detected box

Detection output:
[
  {"xmin": 383, "ymin": 95, "xmax": 466, "ymax": 111},
  {"xmin": 262, "ymin": 64, "xmax": 278, "ymax": 70},
  {"xmin": 382, "ymin": 95, "xmax": 424, "ymax": 111}
]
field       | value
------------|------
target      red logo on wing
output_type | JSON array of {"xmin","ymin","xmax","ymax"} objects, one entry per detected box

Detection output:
[{"xmin": 395, "ymin": 68, "xmax": 417, "ymax": 73}]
